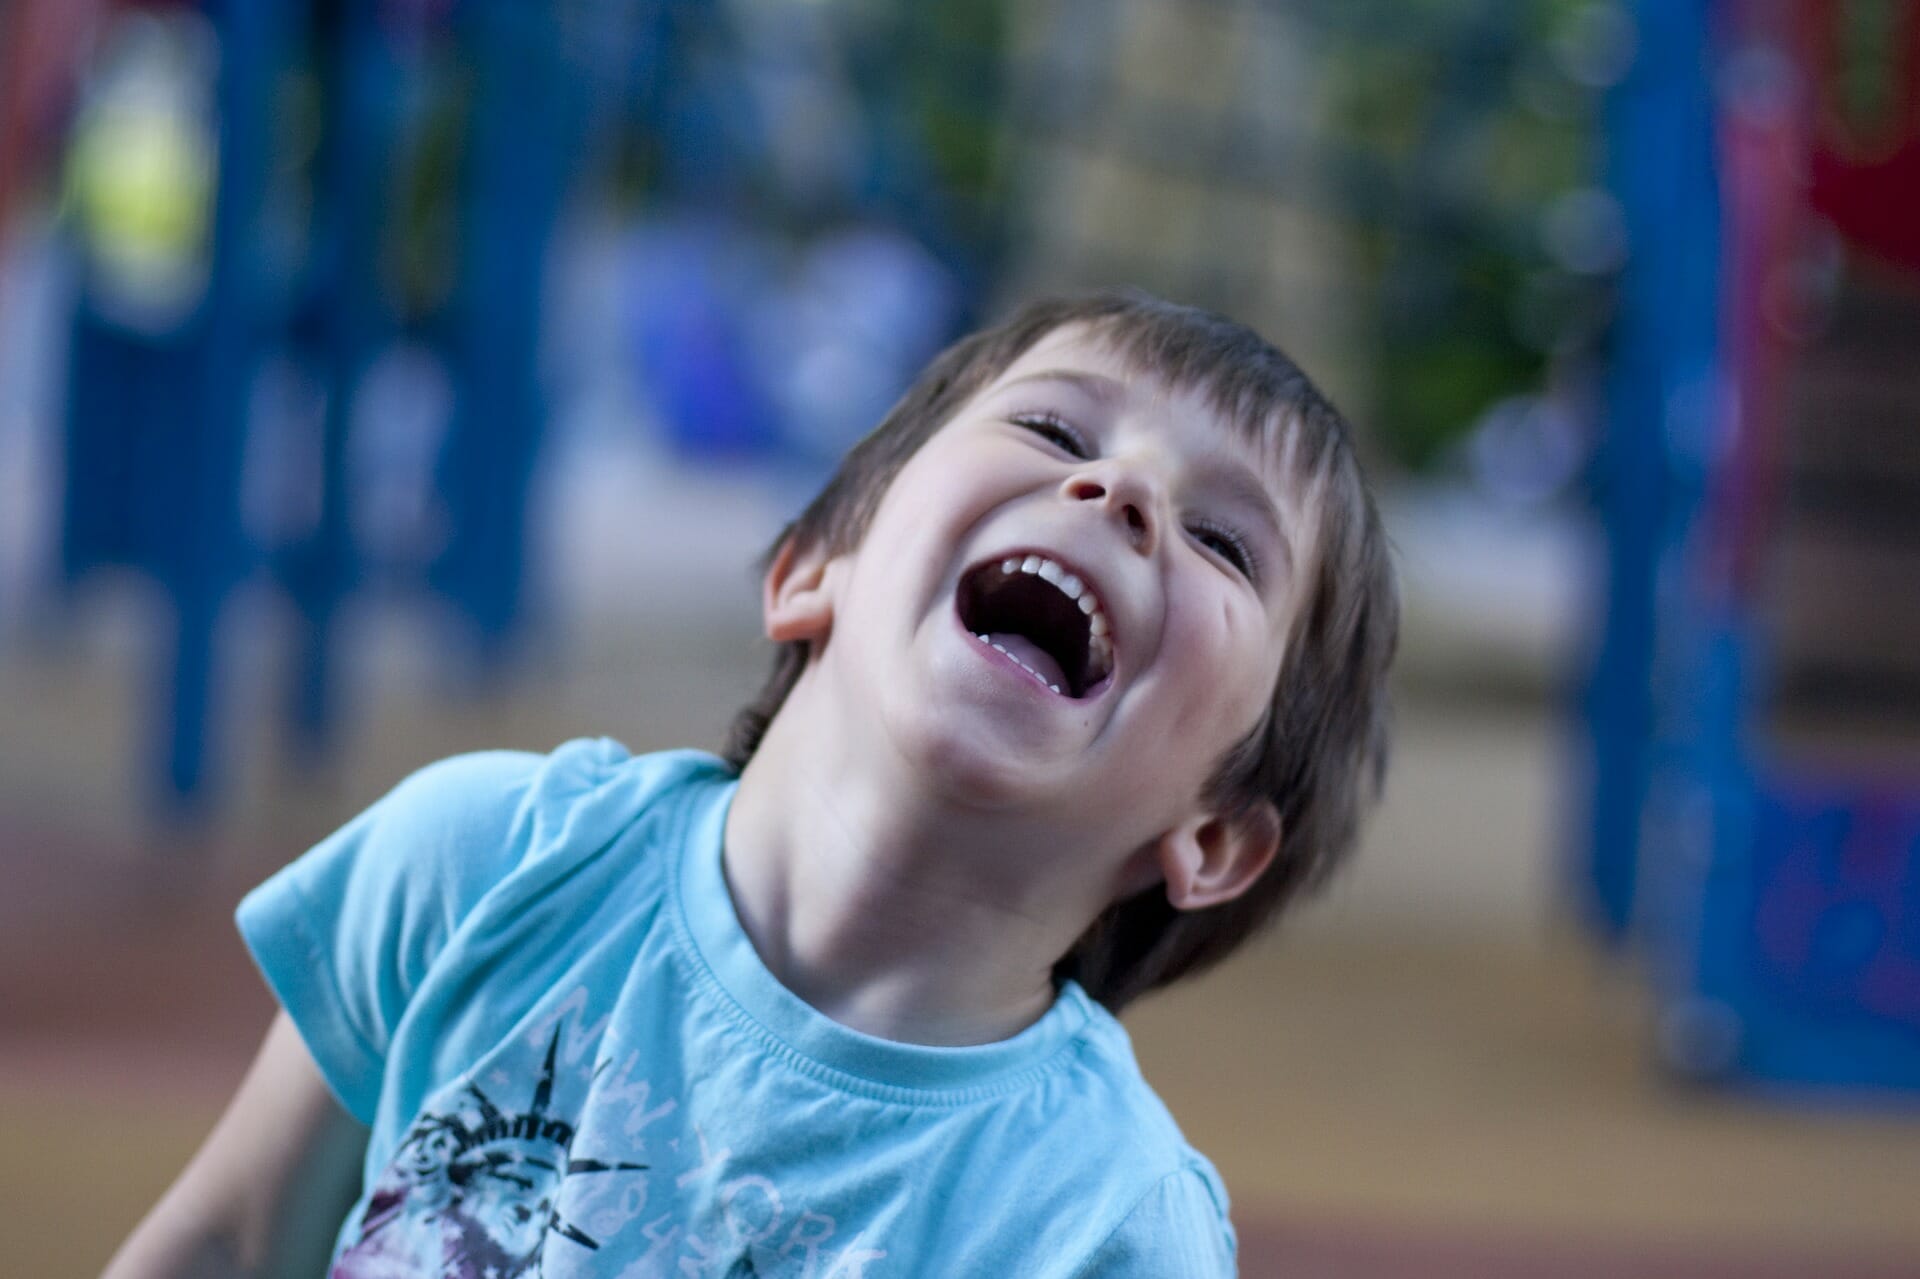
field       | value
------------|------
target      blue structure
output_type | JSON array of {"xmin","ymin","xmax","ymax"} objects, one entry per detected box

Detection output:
[
  {"xmin": 1582, "ymin": 0, "xmax": 1920, "ymax": 1093},
  {"xmin": 277, "ymin": 0, "xmax": 405, "ymax": 756},
  {"xmin": 56, "ymin": 0, "xmax": 983, "ymax": 808},
  {"xmin": 61, "ymin": 0, "xmax": 291, "ymax": 804},
  {"xmin": 427, "ymin": 0, "xmax": 598, "ymax": 652},
  {"xmin": 1580, "ymin": 0, "xmax": 1726, "ymax": 942},
  {"xmin": 59, "ymin": 0, "xmax": 600, "ymax": 804}
]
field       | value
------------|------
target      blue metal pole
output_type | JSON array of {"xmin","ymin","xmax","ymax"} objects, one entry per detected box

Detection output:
[{"xmin": 1579, "ymin": 0, "xmax": 1725, "ymax": 938}]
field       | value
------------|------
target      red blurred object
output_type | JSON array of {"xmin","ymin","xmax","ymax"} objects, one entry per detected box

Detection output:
[
  {"xmin": 1711, "ymin": 0, "xmax": 1920, "ymax": 601},
  {"xmin": 0, "ymin": 0, "xmax": 105, "ymax": 229},
  {"xmin": 1804, "ymin": 0, "xmax": 1920, "ymax": 272}
]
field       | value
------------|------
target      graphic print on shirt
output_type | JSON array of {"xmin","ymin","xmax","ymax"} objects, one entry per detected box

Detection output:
[
  {"xmin": 336, "ymin": 987, "xmax": 892, "ymax": 1278},
  {"xmin": 332, "ymin": 1021, "xmax": 646, "ymax": 1279}
]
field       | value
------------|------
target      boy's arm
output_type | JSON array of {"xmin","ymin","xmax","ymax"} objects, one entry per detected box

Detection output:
[{"xmin": 102, "ymin": 1012, "xmax": 368, "ymax": 1279}]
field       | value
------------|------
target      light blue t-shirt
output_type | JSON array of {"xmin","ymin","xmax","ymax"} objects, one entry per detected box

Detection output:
[{"xmin": 237, "ymin": 739, "xmax": 1236, "ymax": 1277}]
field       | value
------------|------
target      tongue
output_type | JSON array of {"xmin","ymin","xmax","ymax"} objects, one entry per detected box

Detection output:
[{"xmin": 986, "ymin": 633, "xmax": 1068, "ymax": 691}]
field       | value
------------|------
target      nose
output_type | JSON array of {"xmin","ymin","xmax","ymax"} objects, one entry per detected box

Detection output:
[{"xmin": 1063, "ymin": 464, "xmax": 1157, "ymax": 554}]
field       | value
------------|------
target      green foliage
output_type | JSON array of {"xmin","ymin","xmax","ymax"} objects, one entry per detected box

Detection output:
[
  {"xmin": 1834, "ymin": 0, "xmax": 1908, "ymax": 138},
  {"xmin": 1317, "ymin": 0, "xmax": 1606, "ymax": 472}
]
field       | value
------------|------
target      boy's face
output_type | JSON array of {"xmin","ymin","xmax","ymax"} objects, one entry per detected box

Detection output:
[{"xmin": 789, "ymin": 324, "xmax": 1311, "ymax": 873}]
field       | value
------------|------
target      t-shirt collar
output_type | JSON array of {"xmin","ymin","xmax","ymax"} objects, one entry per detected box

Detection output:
[{"xmin": 674, "ymin": 771, "xmax": 1093, "ymax": 1096}]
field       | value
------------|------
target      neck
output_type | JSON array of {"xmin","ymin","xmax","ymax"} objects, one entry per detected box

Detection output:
[{"xmin": 721, "ymin": 688, "xmax": 1098, "ymax": 1046}]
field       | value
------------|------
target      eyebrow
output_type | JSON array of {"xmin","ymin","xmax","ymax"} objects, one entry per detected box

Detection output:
[
  {"xmin": 1208, "ymin": 459, "xmax": 1294, "ymax": 579},
  {"xmin": 997, "ymin": 369, "xmax": 1128, "ymax": 405}
]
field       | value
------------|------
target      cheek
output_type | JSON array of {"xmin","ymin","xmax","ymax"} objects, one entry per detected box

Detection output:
[
  {"xmin": 1170, "ymin": 588, "xmax": 1280, "ymax": 740},
  {"xmin": 866, "ymin": 446, "xmax": 988, "ymax": 551}
]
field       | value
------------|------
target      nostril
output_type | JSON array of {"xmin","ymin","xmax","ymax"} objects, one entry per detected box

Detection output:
[
  {"xmin": 1124, "ymin": 504, "xmax": 1148, "ymax": 545},
  {"xmin": 1069, "ymin": 478, "xmax": 1107, "ymax": 501}
]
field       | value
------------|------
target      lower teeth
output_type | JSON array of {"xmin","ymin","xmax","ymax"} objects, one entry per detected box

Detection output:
[{"xmin": 976, "ymin": 633, "xmax": 1064, "ymax": 694}]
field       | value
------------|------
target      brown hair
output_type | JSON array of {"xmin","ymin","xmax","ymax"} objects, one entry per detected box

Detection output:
[{"xmin": 722, "ymin": 289, "xmax": 1398, "ymax": 1012}]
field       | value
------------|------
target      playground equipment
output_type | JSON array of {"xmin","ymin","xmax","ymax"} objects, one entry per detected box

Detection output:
[
  {"xmin": 50, "ymin": 0, "xmax": 992, "ymax": 806},
  {"xmin": 1583, "ymin": 0, "xmax": 1920, "ymax": 1092},
  {"xmin": 56, "ymin": 0, "xmax": 609, "ymax": 803}
]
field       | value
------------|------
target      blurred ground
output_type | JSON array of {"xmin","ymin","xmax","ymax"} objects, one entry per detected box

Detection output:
[{"xmin": 3, "ymin": 543, "xmax": 1918, "ymax": 1276}]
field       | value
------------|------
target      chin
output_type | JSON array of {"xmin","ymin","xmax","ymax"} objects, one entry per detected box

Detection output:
[{"xmin": 882, "ymin": 696, "xmax": 1064, "ymax": 811}]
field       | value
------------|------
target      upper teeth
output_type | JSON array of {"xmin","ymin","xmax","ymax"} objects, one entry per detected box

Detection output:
[{"xmin": 996, "ymin": 553, "xmax": 1114, "ymax": 674}]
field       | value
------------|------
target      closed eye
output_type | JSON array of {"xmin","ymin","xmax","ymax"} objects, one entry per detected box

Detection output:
[
  {"xmin": 1010, "ymin": 411, "xmax": 1091, "ymax": 459},
  {"xmin": 1190, "ymin": 519, "xmax": 1258, "ymax": 580}
]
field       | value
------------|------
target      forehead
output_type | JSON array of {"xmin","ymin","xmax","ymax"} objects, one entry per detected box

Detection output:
[
  {"xmin": 991, "ymin": 323, "xmax": 1189, "ymax": 406},
  {"xmin": 984, "ymin": 323, "xmax": 1309, "ymax": 500}
]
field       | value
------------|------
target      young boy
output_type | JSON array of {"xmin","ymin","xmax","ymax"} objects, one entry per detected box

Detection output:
[{"xmin": 105, "ymin": 291, "xmax": 1396, "ymax": 1278}]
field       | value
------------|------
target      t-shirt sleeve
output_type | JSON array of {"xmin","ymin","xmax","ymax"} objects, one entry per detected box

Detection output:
[
  {"xmin": 234, "ymin": 749, "xmax": 551, "ymax": 1123},
  {"xmin": 1074, "ymin": 1164, "xmax": 1238, "ymax": 1278}
]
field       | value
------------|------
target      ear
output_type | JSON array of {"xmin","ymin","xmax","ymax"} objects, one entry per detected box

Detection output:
[
  {"xmin": 762, "ymin": 536, "xmax": 837, "ymax": 646},
  {"xmin": 1133, "ymin": 800, "xmax": 1282, "ymax": 912}
]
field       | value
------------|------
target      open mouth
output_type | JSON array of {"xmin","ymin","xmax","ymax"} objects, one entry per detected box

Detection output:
[{"xmin": 956, "ymin": 553, "xmax": 1114, "ymax": 698}]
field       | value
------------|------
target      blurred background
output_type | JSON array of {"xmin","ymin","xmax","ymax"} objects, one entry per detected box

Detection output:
[{"xmin": 2, "ymin": 0, "xmax": 1918, "ymax": 1274}]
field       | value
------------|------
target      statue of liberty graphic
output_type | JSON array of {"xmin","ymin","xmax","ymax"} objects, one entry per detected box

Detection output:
[{"xmin": 334, "ymin": 1023, "xmax": 646, "ymax": 1279}]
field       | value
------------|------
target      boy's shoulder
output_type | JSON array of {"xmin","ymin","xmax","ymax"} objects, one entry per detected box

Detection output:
[
  {"xmin": 396, "ymin": 735, "xmax": 723, "ymax": 808},
  {"xmin": 1068, "ymin": 996, "xmax": 1227, "ymax": 1176},
  {"xmin": 926, "ymin": 1001, "xmax": 1236, "ymax": 1272},
  {"xmin": 374, "ymin": 737, "xmax": 730, "ymax": 857}
]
